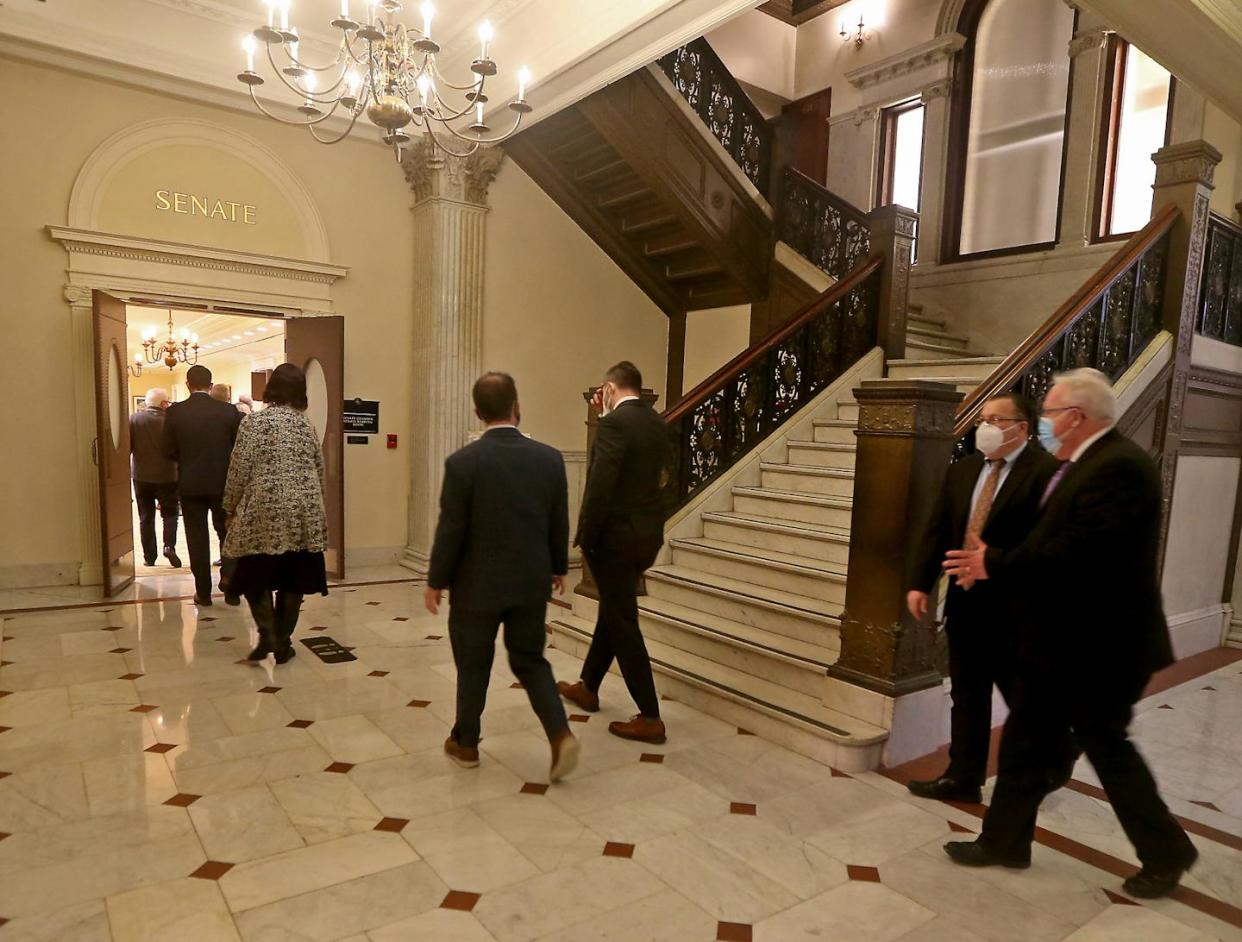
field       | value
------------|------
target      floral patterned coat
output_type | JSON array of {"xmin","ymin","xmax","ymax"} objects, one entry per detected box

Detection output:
[{"xmin": 222, "ymin": 405, "xmax": 327, "ymax": 558}]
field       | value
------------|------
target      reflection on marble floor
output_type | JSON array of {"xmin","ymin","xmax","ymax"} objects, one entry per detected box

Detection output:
[{"xmin": 1, "ymin": 577, "xmax": 1239, "ymax": 941}]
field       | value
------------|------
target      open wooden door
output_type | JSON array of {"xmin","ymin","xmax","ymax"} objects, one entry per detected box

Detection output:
[
  {"xmin": 93, "ymin": 290, "xmax": 136, "ymax": 597},
  {"xmin": 772, "ymin": 87, "xmax": 833, "ymax": 186},
  {"xmin": 285, "ymin": 316, "xmax": 345, "ymax": 579}
]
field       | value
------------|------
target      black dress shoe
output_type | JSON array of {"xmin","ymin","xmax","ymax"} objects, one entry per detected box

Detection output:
[
  {"xmin": 247, "ymin": 644, "xmax": 271, "ymax": 661},
  {"xmin": 144, "ymin": 557, "xmax": 158, "ymax": 567},
  {"xmin": 273, "ymin": 645, "xmax": 297, "ymax": 665},
  {"xmin": 164, "ymin": 547, "xmax": 182, "ymax": 568},
  {"xmin": 944, "ymin": 840, "xmax": 1031, "ymax": 869},
  {"xmin": 907, "ymin": 776, "xmax": 983, "ymax": 803},
  {"xmin": 193, "ymin": 594, "xmax": 213, "ymax": 607},
  {"xmin": 1122, "ymin": 848, "xmax": 1198, "ymax": 899},
  {"xmin": 224, "ymin": 593, "xmax": 242, "ymax": 607}
]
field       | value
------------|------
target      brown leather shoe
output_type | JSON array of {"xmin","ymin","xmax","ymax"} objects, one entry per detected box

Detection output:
[
  {"xmin": 608, "ymin": 715, "xmax": 666, "ymax": 744},
  {"xmin": 557, "ymin": 680, "xmax": 600, "ymax": 713},
  {"xmin": 549, "ymin": 730, "xmax": 581, "ymax": 782},
  {"xmin": 444, "ymin": 736, "xmax": 480, "ymax": 768}
]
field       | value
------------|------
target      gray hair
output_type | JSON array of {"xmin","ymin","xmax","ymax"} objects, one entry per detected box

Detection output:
[
  {"xmin": 145, "ymin": 388, "xmax": 169, "ymax": 408},
  {"xmin": 1050, "ymin": 368, "xmax": 1117, "ymax": 422}
]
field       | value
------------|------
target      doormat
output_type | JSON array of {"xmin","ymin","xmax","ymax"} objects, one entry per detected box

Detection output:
[{"xmin": 300, "ymin": 637, "xmax": 358, "ymax": 663}]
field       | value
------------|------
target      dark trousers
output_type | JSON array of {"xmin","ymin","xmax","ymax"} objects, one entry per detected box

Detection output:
[
  {"xmin": 245, "ymin": 589, "xmax": 304, "ymax": 652},
  {"xmin": 133, "ymin": 480, "xmax": 179, "ymax": 564},
  {"xmin": 980, "ymin": 675, "xmax": 1194, "ymax": 869},
  {"xmin": 581, "ymin": 544, "xmax": 660, "ymax": 719},
  {"xmin": 181, "ymin": 495, "xmax": 229, "ymax": 599},
  {"xmin": 944, "ymin": 620, "xmax": 1014, "ymax": 787},
  {"xmin": 448, "ymin": 601, "xmax": 568, "ymax": 749}
]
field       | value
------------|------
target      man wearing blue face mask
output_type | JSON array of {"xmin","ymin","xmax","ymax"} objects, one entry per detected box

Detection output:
[
  {"xmin": 942, "ymin": 368, "xmax": 1196, "ymax": 899},
  {"xmin": 905, "ymin": 393, "xmax": 1060, "ymax": 803}
]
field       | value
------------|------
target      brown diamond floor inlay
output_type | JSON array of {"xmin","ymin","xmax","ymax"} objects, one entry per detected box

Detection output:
[
  {"xmin": 109, "ymin": 648, "xmax": 132, "ymax": 655},
  {"xmin": 145, "ymin": 743, "xmax": 176, "ymax": 754},
  {"xmin": 568, "ymin": 714, "xmax": 590, "ymax": 723},
  {"xmin": 325, "ymin": 762, "xmax": 355, "ymax": 773},
  {"xmin": 368, "ymin": 670, "xmax": 389, "ymax": 677},
  {"xmin": 730, "ymin": 802, "xmax": 757, "ymax": 816},
  {"xmin": 258, "ymin": 686, "xmax": 281, "ymax": 694},
  {"xmin": 1203, "ymin": 685, "xmax": 1218, "ymax": 691},
  {"xmin": 0, "ymin": 727, "xmax": 10, "ymax": 735},
  {"xmin": 440, "ymin": 890, "xmax": 481, "ymax": 912},
  {"xmin": 0, "ymin": 661, "xmax": 12, "ymax": 668},
  {"xmin": 164, "ymin": 793, "xmax": 201, "ymax": 807},
  {"xmin": 199, "ymin": 617, "xmax": 217, "ymax": 623},
  {"xmin": 1190, "ymin": 800, "xmax": 1223, "ymax": 812},
  {"xmin": 118, "ymin": 673, "xmax": 143, "ymax": 681},
  {"xmin": 393, "ymin": 617, "xmax": 409, "ymax": 622},
  {"xmin": 130, "ymin": 704, "xmax": 158, "ymax": 713},
  {"xmin": 520, "ymin": 783, "xmax": 549, "ymax": 795},
  {"xmin": 0, "ymin": 772, "xmax": 10, "ymax": 781},
  {"xmin": 737, "ymin": 728, "xmax": 755, "ymax": 736},
  {"xmin": 287, "ymin": 719, "xmax": 314, "ymax": 728},
  {"xmin": 1103, "ymin": 889, "xmax": 1140, "ymax": 906},
  {"xmin": 603, "ymin": 841, "xmax": 634, "ymax": 858},
  {"xmin": 407, "ymin": 699, "xmax": 431, "ymax": 708},
  {"xmin": 639, "ymin": 753, "xmax": 664, "ymax": 764},
  {"xmin": 101, "ymin": 625, "xmax": 124, "ymax": 631},
  {"xmin": 311, "ymin": 625, "xmax": 329, "ymax": 631},
  {"xmin": 830, "ymin": 768, "xmax": 852, "ymax": 778},
  {"xmin": 215, "ymin": 636, "xmax": 234, "ymax": 642},
  {"xmin": 374, "ymin": 817, "xmax": 409, "ymax": 833},
  {"xmin": 948, "ymin": 821, "xmax": 975, "ymax": 833},
  {"xmin": 717, "ymin": 921, "xmax": 753, "ymax": 942},
  {"xmin": 366, "ymin": 601, "xmax": 381, "ymax": 606},
  {"xmin": 426, "ymin": 635, "xmax": 443, "ymax": 640},
  {"xmin": 190, "ymin": 860, "xmax": 234, "ymax": 880},
  {"xmin": 0, "ymin": 832, "xmax": 9, "ymax": 842},
  {"xmin": 846, "ymin": 865, "xmax": 882, "ymax": 882},
  {"xmin": 0, "ymin": 691, "xmax": 10, "ymax": 699},
  {"xmin": 1158, "ymin": 704, "xmax": 1175, "ymax": 710}
]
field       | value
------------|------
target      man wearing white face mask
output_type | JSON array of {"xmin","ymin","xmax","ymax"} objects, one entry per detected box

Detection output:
[{"xmin": 904, "ymin": 393, "xmax": 1060, "ymax": 803}]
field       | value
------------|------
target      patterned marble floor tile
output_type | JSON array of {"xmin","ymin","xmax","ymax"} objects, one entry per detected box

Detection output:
[
  {"xmin": 0, "ymin": 899, "xmax": 113, "ymax": 942},
  {"xmin": 106, "ymin": 876, "xmax": 241, "ymax": 942},
  {"xmin": 82, "ymin": 751, "xmax": 179, "ymax": 815},
  {"xmin": 0, "ymin": 761, "xmax": 91, "ymax": 832},
  {"xmin": 805, "ymin": 798, "xmax": 957, "ymax": 868},
  {"xmin": 693, "ymin": 810, "xmax": 849, "ymax": 901},
  {"xmin": 1061, "ymin": 903, "xmax": 1217, "ymax": 942},
  {"xmin": 473, "ymin": 793, "xmax": 601, "ymax": 874},
  {"xmin": 0, "ymin": 653, "xmax": 129, "ymax": 692},
  {"xmin": 187, "ymin": 783, "xmax": 306, "ymax": 862},
  {"xmin": 212, "ymin": 689, "xmax": 297, "ymax": 736},
  {"xmin": 368, "ymin": 907, "xmax": 499, "ymax": 942},
  {"xmin": 402, "ymin": 807, "xmax": 541, "ymax": 891},
  {"xmin": 533, "ymin": 888, "xmax": 718, "ymax": 942},
  {"xmin": 753, "ymin": 879, "xmax": 935, "ymax": 942},
  {"xmin": 0, "ymin": 687, "xmax": 72, "ymax": 728},
  {"xmin": 68, "ymin": 678, "xmax": 142, "ymax": 717},
  {"xmin": 269, "ymin": 770, "xmax": 383, "ymax": 844},
  {"xmin": 307, "ymin": 714, "xmax": 405, "ymax": 765},
  {"xmin": 577, "ymin": 781, "xmax": 730, "ymax": 845}
]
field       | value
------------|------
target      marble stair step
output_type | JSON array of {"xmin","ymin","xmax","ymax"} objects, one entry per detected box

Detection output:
[
  {"xmin": 907, "ymin": 322, "xmax": 968, "ymax": 347},
  {"xmin": 701, "ymin": 511, "xmax": 851, "ymax": 565},
  {"xmin": 759, "ymin": 462, "xmax": 855, "ymax": 498},
  {"xmin": 730, "ymin": 485, "xmax": 854, "ymax": 529},
  {"xmin": 836, "ymin": 401, "xmax": 859, "ymax": 422},
  {"xmin": 781, "ymin": 439, "xmax": 856, "ymax": 468},
  {"xmin": 904, "ymin": 338, "xmax": 975, "ymax": 360},
  {"xmin": 885, "ymin": 356, "xmax": 1004, "ymax": 380},
  {"xmin": 549, "ymin": 614, "xmax": 888, "ymax": 769},
  {"xmin": 806, "ymin": 418, "xmax": 856, "ymax": 445},
  {"xmin": 645, "ymin": 563, "xmax": 841, "ymax": 642},
  {"xmin": 668, "ymin": 536, "xmax": 847, "ymax": 605}
]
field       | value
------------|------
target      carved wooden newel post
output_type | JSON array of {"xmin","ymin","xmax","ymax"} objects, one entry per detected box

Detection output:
[
  {"xmin": 830, "ymin": 380, "xmax": 961, "ymax": 695},
  {"xmin": 866, "ymin": 204, "xmax": 918, "ymax": 363}
]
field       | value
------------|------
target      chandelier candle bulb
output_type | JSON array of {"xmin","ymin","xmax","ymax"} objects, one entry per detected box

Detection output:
[
  {"xmin": 340, "ymin": 0, "xmax": 348, "ymax": 16},
  {"xmin": 517, "ymin": 66, "xmax": 529, "ymax": 101},
  {"xmin": 266, "ymin": 0, "xmax": 275, "ymax": 28},
  {"xmin": 421, "ymin": 1, "xmax": 434, "ymax": 37},
  {"xmin": 478, "ymin": 20, "xmax": 493, "ymax": 59},
  {"xmin": 279, "ymin": 0, "xmax": 290, "ymax": 31},
  {"xmin": 243, "ymin": 35, "xmax": 256, "ymax": 72}
]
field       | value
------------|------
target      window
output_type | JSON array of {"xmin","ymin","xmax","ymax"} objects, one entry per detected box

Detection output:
[
  {"xmin": 878, "ymin": 99, "xmax": 925, "ymax": 259},
  {"xmin": 1097, "ymin": 40, "xmax": 1173, "ymax": 239},
  {"xmin": 948, "ymin": 0, "xmax": 1076, "ymax": 258}
]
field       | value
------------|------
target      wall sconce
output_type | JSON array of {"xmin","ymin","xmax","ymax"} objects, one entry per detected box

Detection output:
[
  {"xmin": 840, "ymin": 13, "xmax": 869, "ymax": 48},
  {"xmin": 127, "ymin": 353, "xmax": 144, "ymax": 378}
]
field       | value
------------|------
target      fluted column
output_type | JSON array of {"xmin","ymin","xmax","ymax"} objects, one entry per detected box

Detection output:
[
  {"xmin": 67, "ymin": 285, "xmax": 103, "ymax": 585},
  {"xmin": 399, "ymin": 139, "xmax": 505, "ymax": 573}
]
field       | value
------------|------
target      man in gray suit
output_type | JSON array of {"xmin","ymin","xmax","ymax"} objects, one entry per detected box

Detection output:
[{"xmin": 129, "ymin": 388, "xmax": 181, "ymax": 569}]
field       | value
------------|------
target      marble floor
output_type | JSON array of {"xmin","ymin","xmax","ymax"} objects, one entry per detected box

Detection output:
[{"xmin": 1, "ymin": 576, "xmax": 1240, "ymax": 941}]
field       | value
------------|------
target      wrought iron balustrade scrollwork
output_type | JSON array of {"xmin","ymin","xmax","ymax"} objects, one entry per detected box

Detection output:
[
  {"xmin": 1198, "ymin": 213, "xmax": 1242, "ymax": 346},
  {"xmin": 952, "ymin": 205, "xmax": 1178, "ymax": 459},
  {"xmin": 661, "ymin": 254, "xmax": 883, "ymax": 512},
  {"xmin": 776, "ymin": 167, "xmax": 872, "ymax": 282},
  {"xmin": 657, "ymin": 39, "xmax": 773, "ymax": 195}
]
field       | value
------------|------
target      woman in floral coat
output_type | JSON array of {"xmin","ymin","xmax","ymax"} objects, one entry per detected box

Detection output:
[{"xmin": 223, "ymin": 363, "xmax": 328, "ymax": 663}]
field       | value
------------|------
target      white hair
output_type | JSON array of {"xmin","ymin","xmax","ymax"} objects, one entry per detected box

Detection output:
[
  {"xmin": 1051, "ymin": 368, "xmax": 1117, "ymax": 422},
  {"xmin": 145, "ymin": 388, "xmax": 169, "ymax": 408}
]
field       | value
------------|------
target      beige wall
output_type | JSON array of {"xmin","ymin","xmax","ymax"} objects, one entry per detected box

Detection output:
[
  {"xmin": 481, "ymin": 162, "xmax": 669, "ymax": 450},
  {"xmin": 682, "ymin": 305, "xmax": 752, "ymax": 392},
  {"xmin": 1205, "ymin": 102, "xmax": 1242, "ymax": 218},
  {"xmin": 707, "ymin": 10, "xmax": 798, "ymax": 102}
]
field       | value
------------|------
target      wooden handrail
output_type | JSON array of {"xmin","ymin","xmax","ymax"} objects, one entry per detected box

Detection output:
[
  {"xmin": 664, "ymin": 251, "xmax": 884, "ymax": 423},
  {"xmin": 953, "ymin": 202, "xmax": 1181, "ymax": 437}
]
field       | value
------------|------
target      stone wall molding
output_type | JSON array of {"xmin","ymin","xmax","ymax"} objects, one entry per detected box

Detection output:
[{"xmin": 846, "ymin": 33, "xmax": 967, "ymax": 92}]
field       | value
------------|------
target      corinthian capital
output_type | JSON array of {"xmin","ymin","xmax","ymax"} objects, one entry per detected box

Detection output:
[{"xmin": 401, "ymin": 136, "xmax": 506, "ymax": 206}]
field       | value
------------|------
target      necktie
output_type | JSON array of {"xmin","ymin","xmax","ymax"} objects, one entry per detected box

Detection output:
[
  {"xmin": 1041, "ymin": 461, "xmax": 1070, "ymax": 507},
  {"xmin": 964, "ymin": 458, "xmax": 1005, "ymax": 549}
]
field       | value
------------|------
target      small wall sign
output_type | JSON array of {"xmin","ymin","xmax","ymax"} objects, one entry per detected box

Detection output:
[{"xmin": 343, "ymin": 398, "xmax": 380, "ymax": 434}]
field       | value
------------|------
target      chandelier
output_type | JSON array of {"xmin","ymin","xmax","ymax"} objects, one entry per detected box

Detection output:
[
  {"xmin": 237, "ymin": 0, "xmax": 533, "ymax": 160},
  {"xmin": 142, "ymin": 312, "xmax": 200, "ymax": 370}
]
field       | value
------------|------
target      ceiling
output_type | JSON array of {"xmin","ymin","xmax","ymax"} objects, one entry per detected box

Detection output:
[{"xmin": 125, "ymin": 305, "xmax": 285, "ymax": 366}]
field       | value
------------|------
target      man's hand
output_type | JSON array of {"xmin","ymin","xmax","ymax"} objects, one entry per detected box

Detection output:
[
  {"xmin": 907, "ymin": 590, "xmax": 929, "ymax": 620},
  {"xmin": 552, "ymin": 575, "xmax": 565, "ymax": 596},
  {"xmin": 943, "ymin": 543, "xmax": 989, "ymax": 584},
  {"xmin": 424, "ymin": 587, "xmax": 442, "ymax": 615}
]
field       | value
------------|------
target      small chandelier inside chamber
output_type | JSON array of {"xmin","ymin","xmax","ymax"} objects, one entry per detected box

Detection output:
[
  {"xmin": 142, "ymin": 312, "xmax": 200, "ymax": 371},
  {"xmin": 237, "ymin": 0, "xmax": 533, "ymax": 160}
]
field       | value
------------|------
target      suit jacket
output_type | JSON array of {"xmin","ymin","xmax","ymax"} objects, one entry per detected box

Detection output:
[
  {"xmin": 130, "ymin": 407, "xmax": 177, "ymax": 484},
  {"xmin": 428, "ymin": 428, "xmax": 569, "ymax": 611},
  {"xmin": 574, "ymin": 399, "xmax": 668, "ymax": 560},
  {"xmin": 985, "ymin": 429, "xmax": 1173, "ymax": 691},
  {"xmin": 908, "ymin": 445, "xmax": 1060, "ymax": 628},
  {"xmin": 161, "ymin": 391, "xmax": 243, "ymax": 498}
]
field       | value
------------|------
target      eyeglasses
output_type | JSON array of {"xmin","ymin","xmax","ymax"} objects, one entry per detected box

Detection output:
[{"xmin": 973, "ymin": 416, "xmax": 1022, "ymax": 428}]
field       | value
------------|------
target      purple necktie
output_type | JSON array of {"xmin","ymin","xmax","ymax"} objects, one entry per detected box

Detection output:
[{"xmin": 1040, "ymin": 461, "xmax": 1070, "ymax": 507}]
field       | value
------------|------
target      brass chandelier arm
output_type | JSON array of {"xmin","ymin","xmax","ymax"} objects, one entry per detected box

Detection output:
[
  {"xmin": 247, "ymin": 85, "xmax": 342, "ymax": 127},
  {"xmin": 309, "ymin": 97, "xmax": 369, "ymax": 144},
  {"xmin": 278, "ymin": 35, "xmax": 350, "ymax": 73},
  {"xmin": 439, "ymin": 108, "xmax": 525, "ymax": 146}
]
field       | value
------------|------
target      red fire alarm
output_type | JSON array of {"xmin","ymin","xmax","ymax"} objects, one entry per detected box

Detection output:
[{"xmin": 386, "ymin": 433, "xmax": 398, "ymax": 449}]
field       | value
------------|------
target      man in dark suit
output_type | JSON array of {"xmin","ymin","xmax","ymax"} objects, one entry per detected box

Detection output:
[
  {"xmin": 162, "ymin": 364, "xmax": 242, "ymax": 606},
  {"xmin": 906, "ymin": 393, "xmax": 1060, "ymax": 803},
  {"xmin": 558, "ymin": 361, "xmax": 669, "ymax": 744},
  {"xmin": 943, "ymin": 368, "xmax": 1196, "ymax": 899},
  {"xmin": 130, "ymin": 388, "xmax": 182, "ymax": 569},
  {"xmin": 425, "ymin": 372, "xmax": 580, "ymax": 782}
]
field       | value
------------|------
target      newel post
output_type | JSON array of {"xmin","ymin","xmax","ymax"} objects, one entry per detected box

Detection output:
[
  {"xmin": 574, "ymin": 385, "xmax": 660, "ymax": 601},
  {"xmin": 829, "ymin": 381, "xmax": 961, "ymax": 695},
  {"xmin": 865, "ymin": 203, "xmax": 918, "ymax": 362}
]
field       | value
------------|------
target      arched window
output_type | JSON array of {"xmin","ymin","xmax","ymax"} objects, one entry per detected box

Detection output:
[{"xmin": 945, "ymin": 0, "xmax": 1076, "ymax": 258}]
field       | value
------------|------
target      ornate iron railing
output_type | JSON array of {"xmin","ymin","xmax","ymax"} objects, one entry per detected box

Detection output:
[
  {"xmin": 1198, "ymin": 212, "xmax": 1242, "ymax": 346},
  {"xmin": 953, "ymin": 203, "xmax": 1178, "ymax": 455},
  {"xmin": 662, "ymin": 254, "xmax": 884, "ymax": 512},
  {"xmin": 657, "ymin": 39, "xmax": 773, "ymax": 196},
  {"xmin": 776, "ymin": 167, "xmax": 872, "ymax": 282}
]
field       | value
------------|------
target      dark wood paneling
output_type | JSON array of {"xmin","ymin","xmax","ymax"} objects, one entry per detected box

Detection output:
[
  {"xmin": 772, "ymin": 88, "xmax": 832, "ymax": 187},
  {"xmin": 749, "ymin": 257, "xmax": 821, "ymax": 343},
  {"xmin": 758, "ymin": 0, "xmax": 850, "ymax": 26},
  {"xmin": 93, "ymin": 290, "xmax": 135, "ymax": 597}
]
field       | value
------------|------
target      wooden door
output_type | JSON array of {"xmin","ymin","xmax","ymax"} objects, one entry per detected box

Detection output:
[
  {"xmin": 285, "ymin": 316, "xmax": 345, "ymax": 579},
  {"xmin": 772, "ymin": 88, "xmax": 833, "ymax": 186},
  {"xmin": 93, "ymin": 290, "xmax": 136, "ymax": 597}
]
